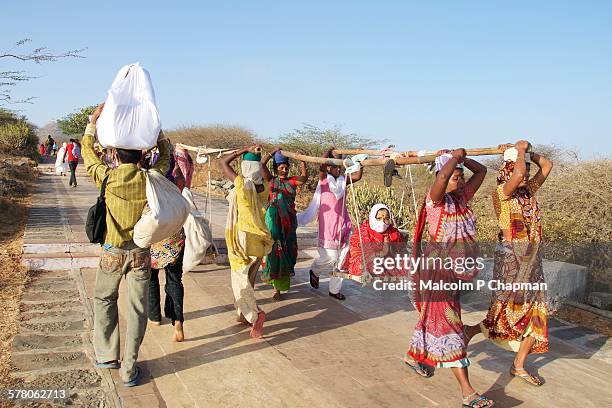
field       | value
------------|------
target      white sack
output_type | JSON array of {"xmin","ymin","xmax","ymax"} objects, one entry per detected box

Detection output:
[
  {"xmin": 181, "ymin": 188, "xmax": 213, "ymax": 273},
  {"xmin": 97, "ymin": 62, "xmax": 161, "ymax": 150},
  {"xmin": 133, "ymin": 170, "xmax": 190, "ymax": 248}
]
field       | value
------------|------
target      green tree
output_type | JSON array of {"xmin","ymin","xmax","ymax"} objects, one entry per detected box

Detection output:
[
  {"xmin": 272, "ymin": 124, "xmax": 384, "ymax": 192},
  {"xmin": 57, "ymin": 105, "xmax": 97, "ymax": 136},
  {"xmin": 279, "ymin": 124, "xmax": 381, "ymax": 157}
]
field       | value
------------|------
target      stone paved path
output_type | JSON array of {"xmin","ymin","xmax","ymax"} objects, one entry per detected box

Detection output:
[{"xmin": 10, "ymin": 161, "xmax": 612, "ymax": 407}]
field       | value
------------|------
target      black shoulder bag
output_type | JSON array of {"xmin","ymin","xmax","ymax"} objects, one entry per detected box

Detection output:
[{"xmin": 86, "ymin": 175, "xmax": 109, "ymax": 244}]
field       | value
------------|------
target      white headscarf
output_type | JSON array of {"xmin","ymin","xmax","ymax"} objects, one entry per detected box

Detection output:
[
  {"xmin": 297, "ymin": 174, "xmax": 346, "ymax": 227},
  {"xmin": 503, "ymin": 147, "xmax": 531, "ymax": 163},
  {"xmin": 326, "ymin": 174, "xmax": 346, "ymax": 200},
  {"xmin": 434, "ymin": 153, "xmax": 464, "ymax": 173},
  {"xmin": 369, "ymin": 203, "xmax": 392, "ymax": 233},
  {"xmin": 241, "ymin": 160, "xmax": 263, "ymax": 185}
]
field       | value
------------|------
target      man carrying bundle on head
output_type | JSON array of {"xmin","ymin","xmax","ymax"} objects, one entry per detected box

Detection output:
[
  {"xmin": 297, "ymin": 148, "xmax": 363, "ymax": 300},
  {"xmin": 221, "ymin": 145, "xmax": 273, "ymax": 338},
  {"xmin": 82, "ymin": 102, "xmax": 170, "ymax": 387},
  {"xmin": 83, "ymin": 63, "xmax": 170, "ymax": 388}
]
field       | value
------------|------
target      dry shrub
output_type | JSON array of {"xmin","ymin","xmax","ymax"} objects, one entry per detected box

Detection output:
[
  {"xmin": 165, "ymin": 125, "xmax": 269, "ymax": 188},
  {"xmin": 0, "ymin": 155, "xmax": 36, "ymax": 390},
  {"xmin": 538, "ymin": 158, "xmax": 611, "ymax": 241},
  {"xmin": 537, "ymin": 159, "xmax": 612, "ymax": 292},
  {"xmin": 0, "ymin": 110, "xmax": 39, "ymax": 158}
]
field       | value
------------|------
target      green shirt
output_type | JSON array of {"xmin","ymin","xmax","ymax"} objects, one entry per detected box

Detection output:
[{"xmin": 81, "ymin": 123, "xmax": 170, "ymax": 248}]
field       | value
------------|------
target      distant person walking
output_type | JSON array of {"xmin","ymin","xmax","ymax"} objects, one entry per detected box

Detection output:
[
  {"xmin": 45, "ymin": 135, "xmax": 55, "ymax": 156},
  {"xmin": 66, "ymin": 138, "xmax": 81, "ymax": 187},
  {"xmin": 54, "ymin": 142, "xmax": 68, "ymax": 176},
  {"xmin": 83, "ymin": 103, "xmax": 170, "ymax": 387}
]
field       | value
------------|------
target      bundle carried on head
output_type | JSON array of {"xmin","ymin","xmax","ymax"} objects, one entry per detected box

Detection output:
[{"xmin": 97, "ymin": 62, "xmax": 161, "ymax": 150}]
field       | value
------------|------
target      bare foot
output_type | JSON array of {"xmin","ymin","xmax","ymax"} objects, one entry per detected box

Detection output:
[
  {"xmin": 172, "ymin": 321, "xmax": 184, "ymax": 342},
  {"xmin": 272, "ymin": 291, "xmax": 282, "ymax": 301},
  {"xmin": 250, "ymin": 311, "xmax": 266, "ymax": 338}
]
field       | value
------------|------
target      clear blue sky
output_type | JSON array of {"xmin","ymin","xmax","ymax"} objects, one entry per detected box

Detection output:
[{"xmin": 2, "ymin": 1, "xmax": 611, "ymax": 156}]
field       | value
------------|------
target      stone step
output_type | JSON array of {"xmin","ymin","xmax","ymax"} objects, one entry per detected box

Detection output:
[
  {"xmin": 22, "ymin": 253, "xmax": 99, "ymax": 271},
  {"xmin": 22, "ymin": 242, "xmax": 102, "ymax": 255},
  {"xmin": 19, "ymin": 318, "xmax": 87, "ymax": 335},
  {"xmin": 299, "ymin": 247, "xmax": 319, "ymax": 260},
  {"xmin": 12, "ymin": 351, "xmax": 91, "ymax": 374},
  {"xmin": 21, "ymin": 242, "xmax": 318, "ymax": 271},
  {"xmin": 589, "ymin": 292, "xmax": 612, "ymax": 311},
  {"xmin": 12, "ymin": 333, "xmax": 84, "ymax": 353},
  {"xmin": 12, "ymin": 366, "xmax": 103, "ymax": 389}
]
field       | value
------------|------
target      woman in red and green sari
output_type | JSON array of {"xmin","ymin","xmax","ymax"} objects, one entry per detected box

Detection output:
[{"xmin": 261, "ymin": 148, "xmax": 308, "ymax": 300}]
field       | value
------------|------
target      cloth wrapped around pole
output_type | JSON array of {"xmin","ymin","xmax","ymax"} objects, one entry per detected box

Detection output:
[{"xmin": 97, "ymin": 62, "xmax": 162, "ymax": 150}]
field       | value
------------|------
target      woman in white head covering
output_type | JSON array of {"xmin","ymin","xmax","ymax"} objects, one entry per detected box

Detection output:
[
  {"xmin": 340, "ymin": 203, "xmax": 405, "ymax": 279},
  {"xmin": 55, "ymin": 142, "xmax": 68, "ymax": 176}
]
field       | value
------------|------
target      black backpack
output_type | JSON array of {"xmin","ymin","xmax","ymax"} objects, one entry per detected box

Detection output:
[{"xmin": 86, "ymin": 175, "xmax": 109, "ymax": 244}]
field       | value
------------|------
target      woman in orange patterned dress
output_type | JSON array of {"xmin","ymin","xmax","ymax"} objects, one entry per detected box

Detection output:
[{"xmin": 466, "ymin": 140, "xmax": 553, "ymax": 387}]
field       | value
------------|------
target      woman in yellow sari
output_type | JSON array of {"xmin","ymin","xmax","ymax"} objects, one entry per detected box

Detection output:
[{"xmin": 221, "ymin": 145, "xmax": 273, "ymax": 338}]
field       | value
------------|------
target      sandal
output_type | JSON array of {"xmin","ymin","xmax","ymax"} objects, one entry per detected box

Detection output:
[
  {"xmin": 462, "ymin": 392, "xmax": 495, "ymax": 407},
  {"xmin": 383, "ymin": 158, "xmax": 396, "ymax": 187},
  {"xmin": 328, "ymin": 292, "xmax": 346, "ymax": 301},
  {"xmin": 510, "ymin": 365, "xmax": 543, "ymax": 386},
  {"xmin": 309, "ymin": 270, "xmax": 319, "ymax": 289},
  {"xmin": 94, "ymin": 360, "xmax": 120, "ymax": 369},
  {"xmin": 403, "ymin": 358, "xmax": 433, "ymax": 378}
]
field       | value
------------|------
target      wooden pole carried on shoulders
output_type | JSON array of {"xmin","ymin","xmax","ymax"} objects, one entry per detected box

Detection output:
[
  {"xmin": 281, "ymin": 147, "xmax": 505, "ymax": 167},
  {"xmin": 175, "ymin": 143, "xmax": 238, "ymax": 155},
  {"xmin": 333, "ymin": 147, "xmax": 504, "ymax": 158},
  {"xmin": 173, "ymin": 143, "xmax": 507, "ymax": 167}
]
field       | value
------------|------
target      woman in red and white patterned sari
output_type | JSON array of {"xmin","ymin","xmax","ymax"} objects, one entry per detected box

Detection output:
[{"xmin": 405, "ymin": 149, "xmax": 493, "ymax": 408}]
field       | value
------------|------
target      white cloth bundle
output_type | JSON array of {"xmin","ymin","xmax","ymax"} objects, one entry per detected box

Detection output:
[
  {"xmin": 133, "ymin": 170, "xmax": 190, "ymax": 248},
  {"xmin": 181, "ymin": 188, "xmax": 213, "ymax": 273},
  {"xmin": 503, "ymin": 147, "xmax": 531, "ymax": 163},
  {"xmin": 97, "ymin": 62, "xmax": 161, "ymax": 150}
]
